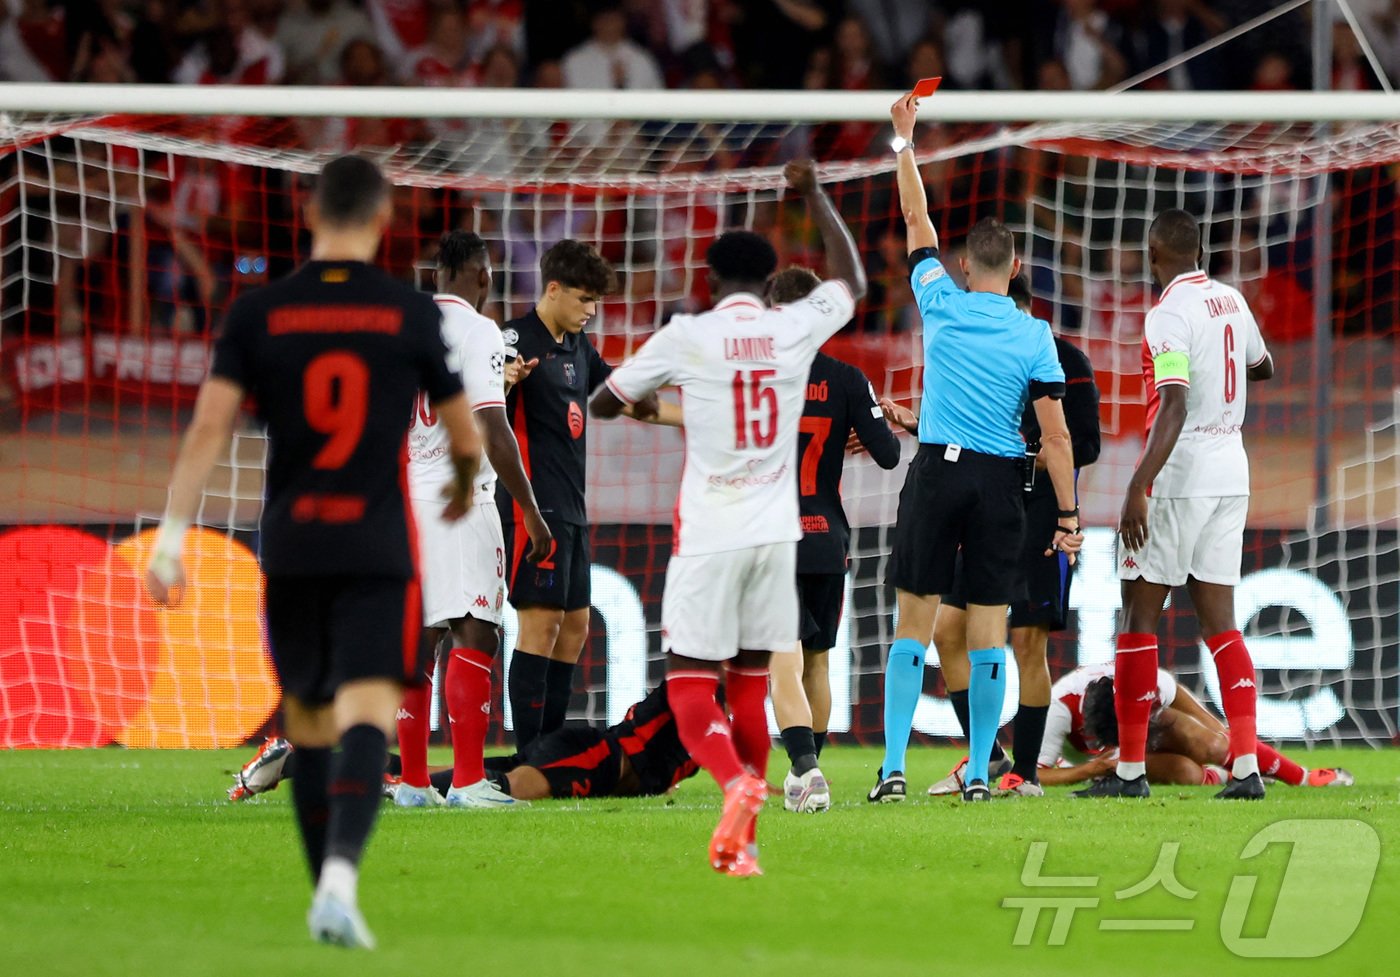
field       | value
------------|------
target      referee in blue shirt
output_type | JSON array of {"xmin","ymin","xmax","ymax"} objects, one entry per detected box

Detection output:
[{"xmin": 870, "ymin": 92, "xmax": 1085, "ymax": 804}]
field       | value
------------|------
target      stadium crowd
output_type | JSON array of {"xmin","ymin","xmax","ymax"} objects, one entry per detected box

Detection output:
[
  {"xmin": 3, "ymin": 0, "xmax": 1396, "ymax": 95},
  {"xmin": 4, "ymin": 0, "xmax": 1398, "ymax": 356}
]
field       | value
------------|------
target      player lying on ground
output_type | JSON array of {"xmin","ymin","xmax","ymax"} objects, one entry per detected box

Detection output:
[
  {"xmin": 590, "ymin": 159, "xmax": 866, "ymax": 875},
  {"xmin": 766, "ymin": 266, "xmax": 900, "ymax": 814},
  {"xmin": 1031, "ymin": 664, "xmax": 1354, "ymax": 788},
  {"xmin": 230, "ymin": 683, "xmax": 700, "ymax": 802},
  {"xmin": 397, "ymin": 230, "xmax": 552, "ymax": 811}
]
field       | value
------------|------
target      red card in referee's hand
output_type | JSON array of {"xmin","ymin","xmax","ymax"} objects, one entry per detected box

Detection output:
[{"xmin": 912, "ymin": 76, "xmax": 942, "ymax": 98}]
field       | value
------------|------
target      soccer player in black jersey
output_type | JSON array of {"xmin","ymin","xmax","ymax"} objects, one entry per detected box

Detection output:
[
  {"xmin": 498, "ymin": 240, "xmax": 678, "ymax": 755},
  {"xmin": 765, "ymin": 267, "xmax": 900, "ymax": 813},
  {"xmin": 231, "ymin": 684, "xmax": 700, "ymax": 803},
  {"xmin": 145, "ymin": 156, "xmax": 482, "ymax": 950}
]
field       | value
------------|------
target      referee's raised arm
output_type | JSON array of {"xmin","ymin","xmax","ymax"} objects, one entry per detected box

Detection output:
[{"xmin": 890, "ymin": 92, "xmax": 938, "ymax": 256}]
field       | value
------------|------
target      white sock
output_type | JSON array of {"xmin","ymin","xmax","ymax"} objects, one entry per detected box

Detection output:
[
  {"xmin": 317, "ymin": 856, "xmax": 358, "ymax": 905},
  {"xmin": 1231, "ymin": 754, "xmax": 1260, "ymax": 779},
  {"xmin": 1116, "ymin": 760, "xmax": 1146, "ymax": 781}
]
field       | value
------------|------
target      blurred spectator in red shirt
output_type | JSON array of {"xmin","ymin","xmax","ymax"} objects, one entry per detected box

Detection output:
[
  {"xmin": 406, "ymin": 3, "xmax": 474, "ymax": 87},
  {"xmin": 364, "ymin": 0, "xmax": 435, "ymax": 69},
  {"xmin": 466, "ymin": 0, "xmax": 525, "ymax": 64}
]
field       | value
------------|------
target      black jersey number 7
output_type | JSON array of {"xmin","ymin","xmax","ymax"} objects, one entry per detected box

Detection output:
[{"xmin": 303, "ymin": 351, "xmax": 370, "ymax": 469}]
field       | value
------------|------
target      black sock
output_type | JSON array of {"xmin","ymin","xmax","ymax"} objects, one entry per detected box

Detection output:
[
  {"xmin": 950, "ymin": 688, "xmax": 1006, "ymax": 763},
  {"xmin": 815, "ymin": 731, "xmax": 828, "ymax": 757},
  {"xmin": 487, "ymin": 771, "xmax": 512, "ymax": 794},
  {"xmin": 281, "ymin": 748, "xmax": 299, "ymax": 782},
  {"xmin": 384, "ymin": 752, "xmax": 402, "ymax": 777},
  {"xmin": 780, "ymin": 725, "xmax": 819, "ymax": 775},
  {"xmin": 543, "ymin": 659, "xmax": 576, "ymax": 735},
  {"xmin": 1012, "ymin": 704, "xmax": 1049, "ymax": 782},
  {"xmin": 289, "ymin": 746, "xmax": 331, "ymax": 883},
  {"xmin": 508, "ymin": 651, "xmax": 550, "ymax": 752},
  {"xmin": 325, "ymin": 725, "xmax": 388, "ymax": 867},
  {"xmin": 429, "ymin": 767, "xmax": 454, "ymax": 795}
]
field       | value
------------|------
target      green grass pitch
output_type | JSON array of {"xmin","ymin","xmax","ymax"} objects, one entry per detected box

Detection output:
[{"xmin": 2, "ymin": 745, "xmax": 1395, "ymax": 977}]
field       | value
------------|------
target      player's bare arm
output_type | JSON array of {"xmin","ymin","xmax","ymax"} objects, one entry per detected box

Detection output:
[
  {"xmin": 433, "ymin": 391, "xmax": 483, "ymax": 522},
  {"xmin": 890, "ymin": 93, "xmax": 938, "ymax": 256},
  {"xmin": 1166, "ymin": 683, "xmax": 1229, "ymax": 738},
  {"xmin": 145, "ymin": 376, "xmax": 246, "ymax": 606},
  {"xmin": 1031, "ymin": 396, "xmax": 1083, "ymax": 560},
  {"xmin": 1037, "ymin": 754, "xmax": 1117, "ymax": 786},
  {"xmin": 477, "ymin": 405, "xmax": 552, "ymax": 561},
  {"xmin": 589, "ymin": 384, "xmax": 628, "ymax": 419},
  {"xmin": 784, "ymin": 159, "xmax": 868, "ymax": 300},
  {"xmin": 1118, "ymin": 383, "xmax": 1187, "ymax": 551},
  {"xmin": 1247, "ymin": 349, "xmax": 1275, "ymax": 381}
]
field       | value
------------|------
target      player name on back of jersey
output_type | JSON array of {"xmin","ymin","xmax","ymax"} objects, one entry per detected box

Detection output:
[
  {"xmin": 724, "ymin": 336, "xmax": 776, "ymax": 361},
  {"xmin": 1203, "ymin": 293, "xmax": 1241, "ymax": 318}
]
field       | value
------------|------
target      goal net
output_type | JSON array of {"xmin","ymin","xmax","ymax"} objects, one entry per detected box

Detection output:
[{"xmin": 1, "ymin": 89, "xmax": 1395, "ymax": 749}]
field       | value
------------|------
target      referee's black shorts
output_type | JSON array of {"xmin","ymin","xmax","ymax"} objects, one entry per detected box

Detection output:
[
  {"xmin": 264, "ymin": 574, "xmax": 427, "ymax": 706},
  {"xmin": 943, "ymin": 490, "xmax": 1075, "ymax": 630},
  {"xmin": 887, "ymin": 443, "xmax": 1024, "ymax": 605}
]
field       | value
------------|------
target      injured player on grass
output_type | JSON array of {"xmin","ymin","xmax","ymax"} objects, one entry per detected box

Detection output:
[{"xmin": 229, "ymin": 683, "xmax": 699, "ymax": 803}]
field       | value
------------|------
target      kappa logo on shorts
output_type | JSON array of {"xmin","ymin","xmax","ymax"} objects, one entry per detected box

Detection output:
[
  {"xmin": 919, "ymin": 264, "xmax": 946, "ymax": 287},
  {"xmin": 473, "ymin": 595, "xmax": 490, "ymax": 609},
  {"xmin": 1122, "ymin": 556, "xmax": 1139, "ymax": 569}
]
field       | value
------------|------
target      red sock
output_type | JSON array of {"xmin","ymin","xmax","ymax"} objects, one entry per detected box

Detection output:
[
  {"xmin": 724, "ymin": 665, "xmax": 771, "ymax": 781},
  {"xmin": 1114, "ymin": 632, "xmax": 1159, "ymax": 765},
  {"xmin": 446, "ymin": 648, "xmax": 493, "ymax": 788},
  {"xmin": 1254, "ymin": 741, "xmax": 1305, "ymax": 786},
  {"xmin": 667, "ymin": 672, "xmax": 744, "ymax": 789},
  {"xmin": 397, "ymin": 683, "xmax": 432, "ymax": 788},
  {"xmin": 1208, "ymin": 630, "xmax": 1258, "ymax": 761}
]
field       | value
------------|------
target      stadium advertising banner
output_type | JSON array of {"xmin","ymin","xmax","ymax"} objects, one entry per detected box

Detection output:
[{"xmin": 0, "ymin": 524, "xmax": 1393, "ymax": 748}]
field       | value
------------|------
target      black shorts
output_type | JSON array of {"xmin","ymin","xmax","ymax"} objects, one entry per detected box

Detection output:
[
  {"xmin": 887, "ymin": 443, "xmax": 1024, "ymax": 605},
  {"xmin": 264, "ymin": 574, "xmax": 425, "ymax": 706},
  {"xmin": 797, "ymin": 572, "xmax": 845, "ymax": 650},
  {"xmin": 520, "ymin": 726, "xmax": 623, "ymax": 799},
  {"xmin": 943, "ymin": 492, "xmax": 1075, "ymax": 631},
  {"xmin": 502, "ymin": 516, "xmax": 590, "ymax": 611}
]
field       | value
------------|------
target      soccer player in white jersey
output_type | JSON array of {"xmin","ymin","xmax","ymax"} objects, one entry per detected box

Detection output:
[
  {"xmin": 589, "ymin": 160, "xmax": 866, "ymax": 876},
  {"xmin": 1078, "ymin": 209, "xmax": 1276, "ymax": 800},
  {"xmin": 397, "ymin": 231, "xmax": 552, "ymax": 809}
]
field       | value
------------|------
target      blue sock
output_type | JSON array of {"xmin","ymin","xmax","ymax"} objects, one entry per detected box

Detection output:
[
  {"xmin": 880, "ymin": 638, "xmax": 925, "ymax": 776},
  {"xmin": 966, "ymin": 648, "xmax": 1007, "ymax": 787}
]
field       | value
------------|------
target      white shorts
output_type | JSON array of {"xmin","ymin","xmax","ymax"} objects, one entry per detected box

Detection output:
[
  {"xmin": 412, "ymin": 496, "xmax": 506, "ymax": 628},
  {"xmin": 1117, "ymin": 496, "xmax": 1248, "ymax": 587},
  {"xmin": 661, "ymin": 542, "xmax": 800, "ymax": 661}
]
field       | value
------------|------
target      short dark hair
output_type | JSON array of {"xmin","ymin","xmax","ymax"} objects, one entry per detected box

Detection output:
[
  {"xmin": 1007, "ymin": 271, "xmax": 1032, "ymax": 312},
  {"xmin": 707, "ymin": 230, "xmax": 778, "ymax": 286},
  {"xmin": 1081, "ymin": 676, "xmax": 1168, "ymax": 752},
  {"xmin": 965, "ymin": 217, "xmax": 1015, "ymax": 271},
  {"xmin": 1149, "ymin": 208, "xmax": 1201, "ymax": 259},
  {"xmin": 769, "ymin": 265, "xmax": 821, "ymax": 304},
  {"xmin": 540, "ymin": 239, "xmax": 616, "ymax": 296},
  {"xmin": 436, "ymin": 230, "xmax": 489, "ymax": 278},
  {"xmin": 313, "ymin": 155, "xmax": 390, "ymax": 228}
]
